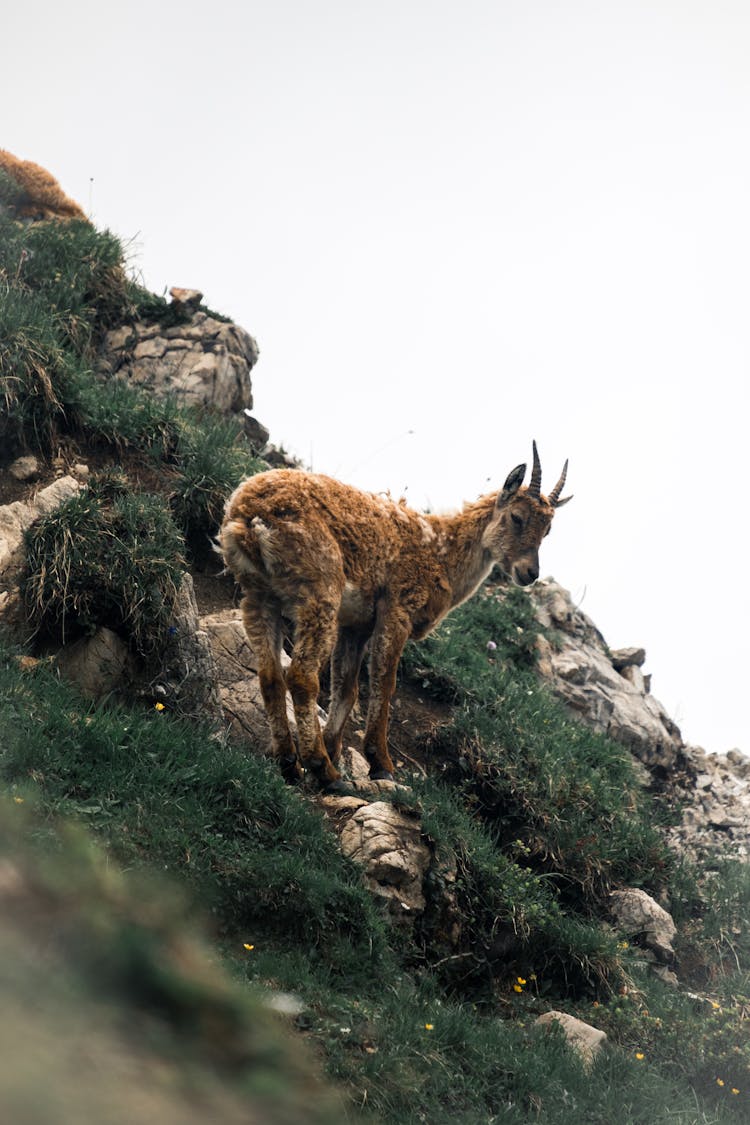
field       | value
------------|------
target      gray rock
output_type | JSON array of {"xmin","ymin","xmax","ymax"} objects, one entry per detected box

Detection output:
[
  {"xmin": 534, "ymin": 1011, "xmax": 607, "ymax": 1070},
  {"xmin": 8, "ymin": 456, "xmax": 41, "ymax": 483},
  {"xmin": 530, "ymin": 580, "xmax": 682, "ymax": 770},
  {"xmin": 55, "ymin": 628, "xmax": 134, "ymax": 699},
  {"xmin": 338, "ymin": 801, "xmax": 431, "ymax": 920},
  {"xmin": 609, "ymin": 888, "xmax": 676, "ymax": 964},
  {"xmin": 97, "ymin": 304, "xmax": 259, "ymax": 415},
  {"xmin": 610, "ymin": 647, "xmax": 646, "ymax": 671},
  {"xmin": 242, "ymin": 412, "xmax": 270, "ymax": 451},
  {"xmin": 159, "ymin": 575, "xmax": 223, "ymax": 721},
  {"xmin": 0, "ymin": 476, "xmax": 80, "ymax": 587}
]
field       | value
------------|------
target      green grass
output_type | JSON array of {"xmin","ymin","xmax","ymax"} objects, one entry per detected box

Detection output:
[
  {"xmin": 168, "ymin": 412, "xmax": 265, "ymax": 546},
  {"xmin": 2, "ymin": 637, "xmax": 748, "ymax": 1122},
  {"xmin": 0, "ymin": 645, "xmax": 389, "ymax": 985},
  {"xmin": 404, "ymin": 587, "xmax": 673, "ymax": 908},
  {"xmin": 0, "ymin": 286, "xmax": 88, "ymax": 449},
  {"xmin": 0, "ymin": 800, "xmax": 349, "ymax": 1124}
]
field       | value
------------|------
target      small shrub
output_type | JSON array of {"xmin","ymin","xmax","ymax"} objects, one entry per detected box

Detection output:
[
  {"xmin": 413, "ymin": 776, "xmax": 627, "ymax": 999},
  {"xmin": 22, "ymin": 476, "xmax": 185, "ymax": 658}
]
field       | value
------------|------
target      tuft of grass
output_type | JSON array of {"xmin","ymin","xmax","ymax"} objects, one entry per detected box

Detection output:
[
  {"xmin": 169, "ymin": 412, "xmax": 265, "ymax": 544},
  {"xmin": 76, "ymin": 375, "xmax": 184, "ymax": 460},
  {"xmin": 22, "ymin": 475, "xmax": 186, "ymax": 658},
  {"xmin": 0, "ymin": 286, "xmax": 87, "ymax": 450}
]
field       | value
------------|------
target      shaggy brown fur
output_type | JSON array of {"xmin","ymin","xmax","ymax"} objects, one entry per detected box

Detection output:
[
  {"xmin": 219, "ymin": 444, "xmax": 570, "ymax": 788},
  {"xmin": 0, "ymin": 149, "xmax": 87, "ymax": 221}
]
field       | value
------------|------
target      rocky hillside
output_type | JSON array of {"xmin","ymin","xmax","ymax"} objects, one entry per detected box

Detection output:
[
  {"xmin": 1, "ymin": 163, "xmax": 749, "ymax": 1123},
  {"xmin": 2, "ymin": 285, "xmax": 747, "ymax": 869}
]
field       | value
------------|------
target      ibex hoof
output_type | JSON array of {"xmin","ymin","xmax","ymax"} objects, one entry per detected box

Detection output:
[
  {"xmin": 280, "ymin": 755, "xmax": 303, "ymax": 784},
  {"xmin": 368, "ymin": 768, "xmax": 394, "ymax": 782},
  {"xmin": 322, "ymin": 778, "xmax": 356, "ymax": 796}
]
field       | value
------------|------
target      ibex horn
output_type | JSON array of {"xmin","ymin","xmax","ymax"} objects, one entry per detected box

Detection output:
[
  {"xmin": 528, "ymin": 440, "xmax": 543, "ymax": 498},
  {"xmin": 547, "ymin": 460, "xmax": 569, "ymax": 507}
]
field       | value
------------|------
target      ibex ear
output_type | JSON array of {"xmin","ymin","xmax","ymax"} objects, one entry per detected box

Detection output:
[{"xmin": 496, "ymin": 463, "xmax": 526, "ymax": 508}]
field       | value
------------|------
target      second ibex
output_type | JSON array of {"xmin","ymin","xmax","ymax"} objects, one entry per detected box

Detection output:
[{"xmin": 219, "ymin": 442, "xmax": 571, "ymax": 790}]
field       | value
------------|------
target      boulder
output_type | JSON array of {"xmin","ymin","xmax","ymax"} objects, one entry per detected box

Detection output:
[
  {"xmin": 201, "ymin": 609, "xmax": 276, "ymax": 749},
  {"xmin": 339, "ymin": 801, "xmax": 431, "ymax": 920},
  {"xmin": 97, "ymin": 302, "xmax": 259, "ymax": 415},
  {"xmin": 609, "ymin": 888, "xmax": 676, "ymax": 964},
  {"xmin": 157, "ymin": 575, "xmax": 223, "ymax": 721},
  {"xmin": 534, "ymin": 1011, "xmax": 607, "ymax": 1070},
  {"xmin": 55, "ymin": 628, "xmax": 134, "ymax": 699}
]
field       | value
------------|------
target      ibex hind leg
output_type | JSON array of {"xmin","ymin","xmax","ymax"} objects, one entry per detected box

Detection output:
[
  {"xmin": 286, "ymin": 596, "xmax": 343, "ymax": 788},
  {"xmin": 240, "ymin": 591, "xmax": 301, "ymax": 783},
  {"xmin": 324, "ymin": 627, "xmax": 369, "ymax": 766}
]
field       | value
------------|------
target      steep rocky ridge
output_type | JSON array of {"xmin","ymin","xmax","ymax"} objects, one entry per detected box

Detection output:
[
  {"xmin": 2, "ymin": 289, "xmax": 748, "ymax": 882},
  {"xmin": 528, "ymin": 578, "xmax": 750, "ymax": 863}
]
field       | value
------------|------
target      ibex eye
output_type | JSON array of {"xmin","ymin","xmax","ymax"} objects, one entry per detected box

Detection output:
[{"xmin": 511, "ymin": 513, "xmax": 524, "ymax": 530}]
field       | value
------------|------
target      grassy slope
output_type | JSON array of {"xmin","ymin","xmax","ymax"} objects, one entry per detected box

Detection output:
[{"xmin": 0, "ymin": 193, "xmax": 748, "ymax": 1122}]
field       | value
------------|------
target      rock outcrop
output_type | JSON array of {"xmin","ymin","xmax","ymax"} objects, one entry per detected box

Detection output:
[
  {"xmin": 97, "ymin": 298, "xmax": 258, "ymax": 415},
  {"xmin": 528, "ymin": 578, "xmax": 750, "ymax": 862},
  {"xmin": 155, "ymin": 575, "xmax": 223, "ymax": 721},
  {"xmin": 338, "ymin": 800, "xmax": 432, "ymax": 920},
  {"xmin": 531, "ymin": 579, "xmax": 682, "ymax": 770}
]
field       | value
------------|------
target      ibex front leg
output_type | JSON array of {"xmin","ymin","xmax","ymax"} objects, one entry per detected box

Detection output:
[{"xmin": 363, "ymin": 602, "xmax": 410, "ymax": 781}]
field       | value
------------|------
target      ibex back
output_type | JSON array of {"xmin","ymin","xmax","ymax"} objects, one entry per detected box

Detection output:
[{"xmin": 219, "ymin": 442, "xmax": 570, "ymax": 789}]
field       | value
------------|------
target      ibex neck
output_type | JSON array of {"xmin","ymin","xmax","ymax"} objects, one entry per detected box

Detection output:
[{"xmin": 428, "ymin": 494, "xmax": 497, "ymax": 609}]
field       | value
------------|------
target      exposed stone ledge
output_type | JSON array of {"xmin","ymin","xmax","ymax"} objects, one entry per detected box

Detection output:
[{"xmin": 97, "ymin": 298, "xmax": 259, "ymax": 415}]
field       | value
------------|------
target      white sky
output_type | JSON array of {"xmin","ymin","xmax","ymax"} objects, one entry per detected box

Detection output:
[{"xmin": 4, "ymin": 1, "xmax": 749, "ymax": 754}]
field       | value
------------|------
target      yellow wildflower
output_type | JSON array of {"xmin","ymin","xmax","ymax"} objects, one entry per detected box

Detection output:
[
  {"xmin": 517, "ymin": 977, "xmax": 526, "ymax": 985},
  {"xmin": 717, "ymin": 1078, "xmax": 725, "ymax": 1087},
  {"xmin": 513, "ymin": 984, "xmax": 523, "ymax": 993},
  {"xmin": 732, "ymin": 1089, "xmax": 739, "ymax": 1096},
  {"xmin": 13, "ymin": 796, "xmax": 24, "ymax": 804},
  {"xmin": 243, "ymin": 943, "xmax": 255, "ymax": 951},
  {"xmin": 635, "ymin": 1052, "xmax": 645, "ymax": 1061},
  {"xmin": 424, "ymin": 1023, "xmax": 434, "ymax": 1031}
]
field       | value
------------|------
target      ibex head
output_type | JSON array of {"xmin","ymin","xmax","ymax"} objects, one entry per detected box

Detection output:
[{"xmin": 483, "ymin": 441, "xmax": 571, "ymax": 587}]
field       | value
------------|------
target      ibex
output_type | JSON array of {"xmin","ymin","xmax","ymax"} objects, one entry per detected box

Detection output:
[{"xmin": 219, "ymin": 442, "xmax": 570, "ymax": 790}]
